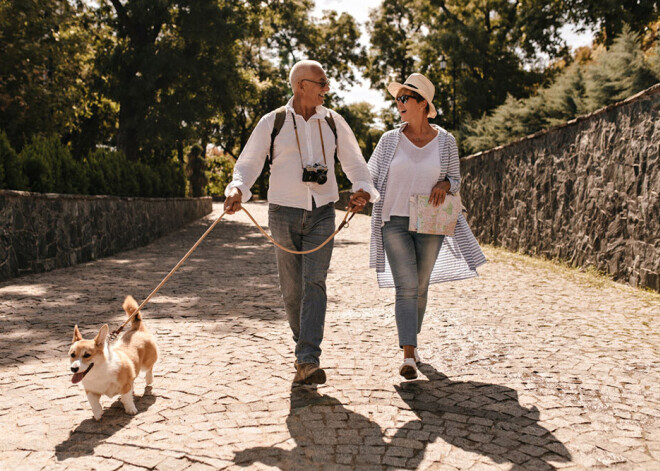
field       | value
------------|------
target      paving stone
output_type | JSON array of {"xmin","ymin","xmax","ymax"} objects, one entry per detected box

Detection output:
[{"xmin": 1, "ymin": 202, "xmax": 659, "ymax": 470}]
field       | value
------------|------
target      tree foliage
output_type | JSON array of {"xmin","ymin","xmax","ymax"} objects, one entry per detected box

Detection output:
[
  {"xmin": 566, "ymin": 0, "xmax": 660, "ymax": 46},
  {"xmin": 367, "ymin": 0, "xmax": 570, "ymax": 131},
  {"xmin": 0, "ymin": 0, "xmax": 98, "ymax": 152},
  {"xmin": 1, "ymin": 0, "xmax": 658, "ymax": 197},
  {"xmin": 463, "ymin": 28, "xmax": 660, "ymax": 154}
]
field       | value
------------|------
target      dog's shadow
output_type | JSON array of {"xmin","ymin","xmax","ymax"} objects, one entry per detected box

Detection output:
[{"xmin": 55, "ymin": 386, "xmax": 157, "ymax": 461}]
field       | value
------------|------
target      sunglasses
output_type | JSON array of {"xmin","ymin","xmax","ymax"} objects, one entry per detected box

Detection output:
[
  {"xmin": 396, "ymin": 95, "xmax": 420, "ymax": 104},
  {"xmin": 301, "ymin": 78, "xmax": 330, "ymax": 88}
]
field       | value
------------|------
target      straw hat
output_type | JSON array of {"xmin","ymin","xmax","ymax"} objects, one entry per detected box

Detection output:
[{"xmin": 387, "ymin": 72, "xmax": 437, "ymax": 118}]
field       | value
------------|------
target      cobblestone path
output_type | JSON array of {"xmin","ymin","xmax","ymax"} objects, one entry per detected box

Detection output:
[{"xmin": 1, "ymin": 202, "xmax": 658, "ymax": 470}]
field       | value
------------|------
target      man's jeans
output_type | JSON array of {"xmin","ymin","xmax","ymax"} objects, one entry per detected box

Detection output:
[
  {"xmin": 268, "ymin": 202, "xmax": 335, "ymax": 365},
  {"xmin": 382, "ymin": 216, "xmax": 444, "ymax": 347}
]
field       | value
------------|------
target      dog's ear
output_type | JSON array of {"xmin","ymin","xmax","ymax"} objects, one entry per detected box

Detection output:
[
  {"xmin": 72, "ymin": 325, "xmax": 83, "ymax": 343},
  {"xmin": 95, "ymin": 324, "xmax": 109, "ymax": 346}
]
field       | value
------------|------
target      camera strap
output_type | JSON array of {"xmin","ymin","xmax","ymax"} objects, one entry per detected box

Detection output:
[{"xmin": 291, "ymin": 112, "xmax": 328, "ymax": 169}]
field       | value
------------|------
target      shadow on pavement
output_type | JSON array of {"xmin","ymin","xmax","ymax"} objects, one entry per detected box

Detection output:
[
  {"xmin": 394, "ymin": 363, "xmax": 572, "ymax": 470},
  {"xmin": 234, "ymin": 365, "xmax": 572, "ymax": 469},
  {"xmin": 0, "ymin": 214, "xmax": 282, "ymax": 363},
  {"xmin": 234, "ymin": 387, "xmax": 388, "ymax": 468},
  {"xmin": 54, "ymin": 387, "xmax": 157, "ymax": 461}
]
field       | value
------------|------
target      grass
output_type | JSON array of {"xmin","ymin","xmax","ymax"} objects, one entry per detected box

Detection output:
[{"xmin": 482, "ymin": 244, "xmax": 660, "ymax": 306}]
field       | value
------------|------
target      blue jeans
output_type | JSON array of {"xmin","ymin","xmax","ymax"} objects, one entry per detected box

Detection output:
[
  {"xmin": 268, "ymin": 202, "xmax": 335, "ymax": 365},
  {"xmin": 382, "ymin": 216, "xmax": 444, "ymax": 347}
]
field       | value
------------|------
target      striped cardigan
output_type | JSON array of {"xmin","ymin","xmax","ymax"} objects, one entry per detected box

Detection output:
[{"xmin": 367, "ymin": 124, "xmax": 486, "ymax": 288}]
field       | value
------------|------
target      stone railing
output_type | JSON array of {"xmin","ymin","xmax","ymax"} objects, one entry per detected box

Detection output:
[
  {"xmin": 0, "ymin": 190, "xmax": 212, "ymax": 281},
  {"xmin": 461, "ymin": 84, "xmax": 660, "ymax": 291}
]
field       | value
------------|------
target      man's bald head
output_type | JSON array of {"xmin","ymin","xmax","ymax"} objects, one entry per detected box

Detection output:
[{"xmin": 289, "ymin": 60, "xmax": 325, "ymax": 92}]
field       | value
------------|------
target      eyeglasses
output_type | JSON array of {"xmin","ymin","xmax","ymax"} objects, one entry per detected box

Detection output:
[
  {"xmin": 396, "ymin": 95, "xmax": 419, "ymax": 104},
  {"xmin": 301, "ymin": 78, "xmax": 330, "ymax": 88}
]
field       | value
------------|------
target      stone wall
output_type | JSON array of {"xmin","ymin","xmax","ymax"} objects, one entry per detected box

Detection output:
[
  {"xmin": 461, "ymin": 84, "xmax": 660, "ymax": 291},
  {"xmin": 0, "ymin": 190, "xmax": 212, "ymax": 281}
]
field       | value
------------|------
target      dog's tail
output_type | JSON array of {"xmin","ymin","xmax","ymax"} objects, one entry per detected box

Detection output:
[{"xmin": 122, "ymin": 295, "xmax": 142, "ymax": 329}]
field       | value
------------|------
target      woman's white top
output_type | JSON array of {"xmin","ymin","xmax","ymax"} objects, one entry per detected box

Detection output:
[
  {"xmin": 381, "ymin": 130, "xmax": 441, "ymax": 223},
  {"xmin": 367, "ymin": 124, "xmax": 486, "ymax": 288}
]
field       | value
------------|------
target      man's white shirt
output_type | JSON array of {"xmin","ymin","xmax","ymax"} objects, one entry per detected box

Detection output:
[{"xmin": 225, "ymin": 97, "xmax": 379, "ymax": 210}]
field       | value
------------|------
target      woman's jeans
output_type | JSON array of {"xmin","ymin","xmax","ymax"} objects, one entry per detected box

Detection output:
[
  {"xmin": 382, "ymin": 216, "xmax": 444, "ymax": 347},
  {"xmin": 268, "ymin": 202, "xmax": 335, "ymax": 366}
]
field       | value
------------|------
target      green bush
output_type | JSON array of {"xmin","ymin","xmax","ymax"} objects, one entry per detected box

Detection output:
[
  {"xmin": 85, "ymin": 149, "xmax": 185, "ymax": 197},
  {"xmin": 18, "ymin": 135, "xmax": 88, "ymax": 194},
  {"xmin": 0, "ymin": 130, "xmax": 27, "ymax": 190},
  {"xmin": 159, "ymin": 160, "xmax": 186, "ymax": 197},
  {"xmin": 206, "ymin": 154, "xmax": 235, "ymax": 196},
  {"xmin": 1, "ymin": 132, "xmax": 186, "ymax": 197}
]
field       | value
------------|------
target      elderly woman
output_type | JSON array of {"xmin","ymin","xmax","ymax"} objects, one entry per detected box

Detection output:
[{"xmin": 367, "ymin": 73, "xmax": 486, "ymax": 379}]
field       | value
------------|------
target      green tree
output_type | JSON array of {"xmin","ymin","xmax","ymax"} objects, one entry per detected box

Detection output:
[
  {"xmin": 585, "ymin": 27, "xmax": 658, "ymax": 109},
  {"xmin": 334, "ymin": 101, "xmax": 383, "ymax": 158},
  {"xmin": 17, "ymin": 135, "xmax": 88, "ymax": 194},
  {"xmin": 567, "ymin": 0, "xmax": 660, "ymax": 46},
  {"xmin": 94, "ymin": 0, "xmax": 248, "ymax": 162},
  {"xmin": 0, "ymin": 0, "xmax": 97, "ymax": 151},
  {"xmin": 463, "ymin": 28, "xmax": 659, "ymax": 154},
  {"xmin": 367, "ymin": 0, "xmax": 569, "ymax": 131}
]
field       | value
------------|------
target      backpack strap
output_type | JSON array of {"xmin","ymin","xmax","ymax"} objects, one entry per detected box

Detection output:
[
  {"xmin": 268, "ymin": 106, "xmax": 287, "ymax": 166},
  {"xmin": 324, "ymin": 113, "xmax": 338, "ymax": 161},
  {"xmin": 269, "ymin": 107, "xmax": 339, "ymax": 164}
]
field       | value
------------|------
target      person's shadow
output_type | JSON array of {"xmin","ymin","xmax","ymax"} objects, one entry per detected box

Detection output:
[
  {"xmin": 234, "ymin": 387, "xmax": 390, "ymax": 468},
  {"xmin": 234, "ymin": 365, "xmax": 572, "ymax": 469},
  {"xmin": 55, "ymin": 386, "xmax": 157, "ymax": 461},
  {"xmin": 394, "ymin": 363, "xmax": 572, "ymax": 469}
]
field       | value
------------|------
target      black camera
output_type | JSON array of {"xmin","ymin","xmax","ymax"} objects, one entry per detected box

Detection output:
[{"xmin": 302, "ymin": 163, "xmax": 328, "ymax": 184}]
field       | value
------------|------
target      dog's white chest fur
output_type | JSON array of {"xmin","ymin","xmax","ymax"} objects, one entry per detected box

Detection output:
[{"xmin": 81, "ymin": 350, "xmax": 124, "ymax": 397}]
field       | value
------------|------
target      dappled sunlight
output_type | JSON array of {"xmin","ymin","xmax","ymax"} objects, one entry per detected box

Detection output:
[
  {"xmin": 147, "ymin": 295, "xmax": 201, "ymax": 305},
  {"xmin": 0, "ymin": 328, "xmax": 40, "ymax": 339},
  {"xmin": 105, "ymin": 259, "xmax": 133, "ymax": 265},
  {"xmin": 0, "ymin": 284, "xmax": 52, "ymax": 296}
]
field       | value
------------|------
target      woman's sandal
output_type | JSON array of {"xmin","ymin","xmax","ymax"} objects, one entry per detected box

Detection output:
[{"xmin": 399, "ymin": 358, "xmax": 418, "ymax": 380}]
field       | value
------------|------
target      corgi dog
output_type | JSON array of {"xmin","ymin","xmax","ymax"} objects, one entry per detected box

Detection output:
[{"xmin": 69, "ymin": 296, "xmax": 158, "ymax": 420}]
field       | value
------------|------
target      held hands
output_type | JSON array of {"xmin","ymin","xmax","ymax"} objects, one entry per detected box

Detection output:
[
  {"xmin": 223, "ymin": 188, "xmax": 243, "ymax": 214},
  {"xmin": 348, "ymin": 189, "xmax": 370, "ymax": 213},
  {"xmin": 429, "ymin": 181, "xmax": 451, "ymax": 207}
]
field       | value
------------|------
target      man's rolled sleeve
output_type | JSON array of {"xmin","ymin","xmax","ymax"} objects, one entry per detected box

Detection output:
[
  {"xmin": 224, "ymin": 116, "xmax": 271, "ymax": 202},
  {"xmin": 333, "ymin": 112, "xmax": 380, "ymax": 203},
  {"xmin": 351, "ymin": 181, "xmax": 380, "ymax": 203},
  {"xmin": 224, "ymin": 181, "xmax": 253, "ymax": 202}
]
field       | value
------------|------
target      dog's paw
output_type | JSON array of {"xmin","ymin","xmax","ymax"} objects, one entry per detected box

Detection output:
[
  {"xmin": 93, "ymin": 412, "xmax": 103, "ymax": 421},
  {"xmin": 124, "ymin": 404, "xmax": 138, "ymax": 415}
]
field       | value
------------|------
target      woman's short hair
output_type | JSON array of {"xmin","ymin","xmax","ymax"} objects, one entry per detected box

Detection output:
[{"xmin": 409, "ymin": 90, "xmax": 430, "ymax": 114}]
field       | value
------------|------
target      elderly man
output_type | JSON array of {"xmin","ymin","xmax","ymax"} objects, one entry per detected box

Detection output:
[{"xmin": 224, "ymin": 60, "xmax": 378, "ymax": 387}]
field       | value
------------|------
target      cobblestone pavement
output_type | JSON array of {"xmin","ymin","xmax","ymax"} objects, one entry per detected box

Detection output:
[{"xmin": 1, "ymin": 202, "xmax": 659, "ymax": 470}]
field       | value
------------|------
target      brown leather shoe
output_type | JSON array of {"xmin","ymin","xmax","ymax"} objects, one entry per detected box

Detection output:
[{"xmin": 293, "ymin": 362, "xmax": 326, "ymax": 385}]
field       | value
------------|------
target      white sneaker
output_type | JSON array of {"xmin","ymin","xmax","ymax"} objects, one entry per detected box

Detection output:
[
  {"xmin": 414, "ymin": 348, "xmax": 421, "ymax": 364},
  {"xmin": 399, "ymin": 358, "xmax": 418, "ymax": 380}
]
